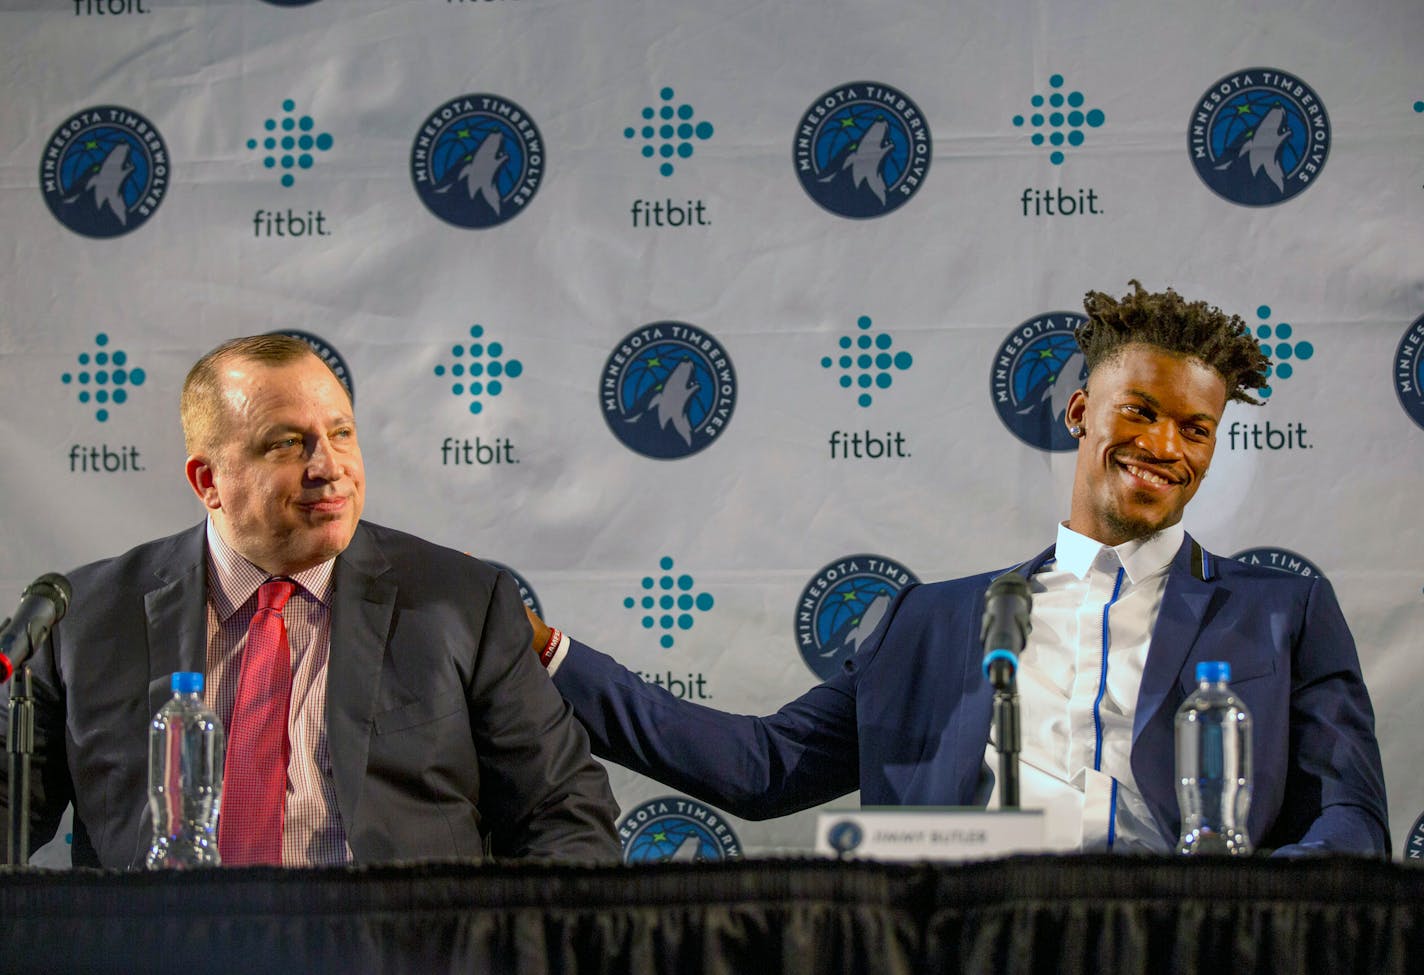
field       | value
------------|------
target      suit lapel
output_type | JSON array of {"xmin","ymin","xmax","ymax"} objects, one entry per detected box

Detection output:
[
  {"xmin": 325, "ymin": 524, "xmax": 396, "ymax": 840},
  {"xmin": 1133, "ymin": 535, "xmax": 1222, "ymax": 843},
  {"xmin": 143, "ymin": 525, "xmax": 209, "ymax": 718},
  {"xmin": 1134, "ymin": 537, "xmax": 1217, "ymax": 741}
]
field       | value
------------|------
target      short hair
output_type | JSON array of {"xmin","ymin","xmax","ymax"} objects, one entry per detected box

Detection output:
[
  {"xmin": 1075, "ymin": 280, "xmax": 1271, "ymax": 404},
  {"xmin": 180, "ymin": 334, "xmax": 347, "ymax": 455}
]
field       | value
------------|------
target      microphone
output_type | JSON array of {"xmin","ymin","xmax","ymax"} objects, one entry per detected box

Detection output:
[
  {"xmin": 980, "ymin": 572, "xmax": 1032, "ymax": 691},
  {"xmin": 0, "ymin": 573, "xmax": 73, "ymax": 683}
]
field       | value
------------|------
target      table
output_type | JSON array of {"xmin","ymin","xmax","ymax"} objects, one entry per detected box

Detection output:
[{"xmin": 2, "ymin": 855, "xmax": 1420, "ymax": 974}]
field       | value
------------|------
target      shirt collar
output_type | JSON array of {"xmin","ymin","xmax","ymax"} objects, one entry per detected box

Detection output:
[
  {"xmin": 205, "ymin": 518, "xmax": 335, "ymax": 622},
  {"xmin": 1052, "ymin": 520, "xmax": 1185, "ymax": 586}
]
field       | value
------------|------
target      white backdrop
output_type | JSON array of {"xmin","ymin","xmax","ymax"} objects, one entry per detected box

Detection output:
[{"xmin": 1, "ymin": 0, "xmax": 1421, "ymax": 860}]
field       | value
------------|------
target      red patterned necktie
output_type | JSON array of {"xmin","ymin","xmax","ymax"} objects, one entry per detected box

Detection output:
[{"xmin": 218, "ymin": 578, "xmax": 296, "ymax": 866}]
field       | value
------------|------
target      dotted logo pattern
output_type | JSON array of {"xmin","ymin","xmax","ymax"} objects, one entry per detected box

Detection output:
[
  {"xmin": 1253, "ymin": 304, "xmax": 1313, "ymax": 399},
  {"xmin": 820, "ymin": 315, "xmax": 913, "ymax": 408},
  {"xmin": 247, "ymin": 99, "xmax": 333, "ymax": 188},
  {"xmin": 432, "ymin": 324, "xmax": 525, "ymax": 415},
  {"xmin": 625, "ymin": 87, "xmax": 714, "ymax": 177},
  {"xmin": 60, "ymin": 333, "xmax": 146, "ymax": 423},
  {"xmin": 1012, "ymin": 74, "xmax": 1106, "ymax": 165},
  {"xmin": 623, "ymin": 556, "xmax": 715, "ymax": 649}
]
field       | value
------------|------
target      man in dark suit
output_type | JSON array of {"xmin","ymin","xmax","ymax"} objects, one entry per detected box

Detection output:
[
  {"xmin": 2, "ymin": 334, "xmax": 618, "ymax": 867},
  {"xmin": 534, "ymin": 283, "xmax": 1389, "ymax": 856}
]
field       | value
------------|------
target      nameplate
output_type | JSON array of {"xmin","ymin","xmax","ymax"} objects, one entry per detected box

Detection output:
[{"xmin": 815, "ymin": 807, "xmax": 1047, "ymax": 861}]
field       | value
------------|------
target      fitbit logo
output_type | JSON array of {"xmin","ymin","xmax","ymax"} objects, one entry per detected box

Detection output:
[
  {"xmin": 246, "ymin": 98, "xmax": 334, "ymax": 237},
  {"xmin": 248, "ymin": 98, "xmax": 333, "ymax": 189},
  {"xmin": 1227, "ymin": 304, "xmax": 1317, "ymax": 452},
  {"xmin": 622, "ymin": 556, "xmax": 715, "ymax": 701},
  {"xmin": 625, "ymin": 86, "xmax": 714, "ymax": 179},
  {"xmin": 60, "ymin": 332, "xmax": 148, "ymax": 476},
  {"xmin": 623, "ymin": 556, "xmax": 714, "ymax": 650},
  {"xmin": 821, "ymin": 315, "xmax": 913, "ymax": 409},
  {"xmin": 1013, "ymin": 73, "xmax": 1105, "ymax": 217},
  {"xmin": 60, "ymin": 332, "xmax": 145, "ymax": 423},
  {"xmin": 1012, "ymin": 73, "xmax": 1106, "ymax": 166},
  {"xmin": 432, "ymin": 323, "xmax": 525, "ymax": 416},
  {"xmin": 434, "ymin": 324, "xmax": 526, "ymax": 470},
  {"xmin": 72, "ymin": 0, "xmax": 149, "ymax": 14}
]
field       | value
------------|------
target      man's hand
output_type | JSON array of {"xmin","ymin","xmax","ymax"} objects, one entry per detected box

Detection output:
[{"xmin": 525, "ymin": 605, "xmax": 553, "ymax": 655}]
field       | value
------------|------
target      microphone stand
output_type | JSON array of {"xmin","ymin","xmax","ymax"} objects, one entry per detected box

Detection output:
[
  {"xmin": 984, "ymin": 652, "xmax": 1021, "ymax": 811},
  {"xmin": 7, "ymin": 666, "xmax": 34, "ymax": 866},
  {"xmin": 993, "ymin": 674, "xmax": 1021, "ymax": 810}
]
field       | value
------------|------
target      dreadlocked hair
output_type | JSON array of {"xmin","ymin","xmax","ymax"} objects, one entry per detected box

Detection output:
[{"xmin": 1075, "ymin": 280, "xmax": 1271, "ymax": 404}]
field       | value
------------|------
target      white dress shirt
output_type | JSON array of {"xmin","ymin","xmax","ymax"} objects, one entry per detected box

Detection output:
[
  {"xmin": 985, "ymin": 521, "xmax": 1184, "ymax": 852},
  {"xmin": 204, "ymin": 519, "xmax": 353, "ymax": 865},
  {"xmin": 549, "ymin": 523, "xmax": 1184, "ymax": 852}
]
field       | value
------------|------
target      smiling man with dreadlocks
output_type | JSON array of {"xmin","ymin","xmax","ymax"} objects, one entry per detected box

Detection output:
[{"xmin": 531, "ymin": 281, "xmax": 1388, "ymax": 856}]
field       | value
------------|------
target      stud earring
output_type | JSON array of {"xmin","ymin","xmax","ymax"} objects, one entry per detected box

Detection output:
[{"xmin": 1068, "ymin": 425, "xmax": 1083, "ymax": 438}]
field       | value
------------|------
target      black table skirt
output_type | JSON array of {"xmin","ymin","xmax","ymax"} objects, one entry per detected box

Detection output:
[{"xmin": 2, "ymin": 855, "xmax": 1420, "ymax": 974}]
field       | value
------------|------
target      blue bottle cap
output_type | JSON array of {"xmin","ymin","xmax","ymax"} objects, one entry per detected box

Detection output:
[
  {"xmin": 171, "ymin": 671, "xmax": 205, "ymax": 694},
  {"xmin": 1195, "ymin": 661, "xmax": 1231, "ymax": 683}
]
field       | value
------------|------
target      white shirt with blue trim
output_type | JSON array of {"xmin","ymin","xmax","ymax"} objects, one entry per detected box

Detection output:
[{"xmin": 984, "ymin": 521, "xmax": 1185, "ymax": 852}]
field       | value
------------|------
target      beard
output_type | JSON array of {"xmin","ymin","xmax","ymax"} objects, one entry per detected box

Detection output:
[{"xmin": 1100, "ymin": 494, "xmax": 1181, "ymax": 546}]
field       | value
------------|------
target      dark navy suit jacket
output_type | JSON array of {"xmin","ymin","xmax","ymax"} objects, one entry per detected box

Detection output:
[
  {"xmin": 1, "ymin": 521, "xmax": 620, "ymax": 867},
  {"xmin": 557, "ymin": 537, "xmax": 1389, "ymax": 855}
]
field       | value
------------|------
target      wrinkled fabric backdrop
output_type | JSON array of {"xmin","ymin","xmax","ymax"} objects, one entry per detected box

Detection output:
[{"xmin": 1, "ymin": 0, "xmax": 1421, "ymax": 862}]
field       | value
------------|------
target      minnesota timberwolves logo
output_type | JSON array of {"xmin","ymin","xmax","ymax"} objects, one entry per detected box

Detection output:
[
  {"xmin": 486, "ymin": 560, "xmax": 544, "ymax": 619},
  {"xmin": 991, "ymin": 312, "xmax": 1088, "ymax": 452},
  {"xmin": 273, "ymin": 330, "xmax": 353, "ymax": 401},
  {"xmin": 411, "ymin": 94, "xmax": 545, "ymax": 229},
  {"xmin": 825, "ymin": 819, "xmax": 865, "ymax": 856},
  {"xmin": 1189, "ymin": 68, "xmax": 1330, "ymax": 206},
  {"xmin": 1231, "ymin": 547, "xmax": 1325, "ymax": 580},
  {"xmin": 601, "ymin": 322, "xmax": 736, "ymax": 460},
  {"xmin": 795, "ymin": 554, "xmax": 919, "ymax": 680},
  {"xmin": 1407, "ymin": 810, "xmax": 1424, "ymax": 861},
  {"xmin": 40, "ymin": 106, "xmax": 169, "ymax": 238},
  {"xmin": 794, "ymin": 81, "xmax": 931, "ymax": 219},
  {"xmin": 619, "ymin": 796, "xmax": 742, "ymax": 864},
  {"xmin": 1395, "ymin": 314, "xmax": 1424, "ymax": 432}
]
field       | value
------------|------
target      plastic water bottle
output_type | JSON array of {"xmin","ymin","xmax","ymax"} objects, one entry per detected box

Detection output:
[
  {"xmin": 146, "ymin": 672, "xmax": 224, "ymax": 868},
  {"xmin": 1174, "ymin": 661, "xmax": 1252, "ymax": 856}
]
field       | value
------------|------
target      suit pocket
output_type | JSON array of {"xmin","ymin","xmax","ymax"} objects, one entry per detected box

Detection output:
[
  {"xmin": 372, "ymin": 689, "xmax": 467, "ymax": 735},
  {"xmin": 1226, "ymin": 655, "xmax": 1276, "ymax": 684},
  {"xmin": 1179, "ymin": 649, "xmax": 1276, "ymax": 695}
]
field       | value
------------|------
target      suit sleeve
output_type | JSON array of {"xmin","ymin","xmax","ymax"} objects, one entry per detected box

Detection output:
[
  {"xmin": 466, "ymin": 571, "xmax": 621, "ymax": 860},
  {"xmin": 1268, "ymin": 576, "xmax": 1390, "ymax": 857},
  {"xmin": 553, "ymin": 639, "xmax": 861, "ymax": 821}
]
